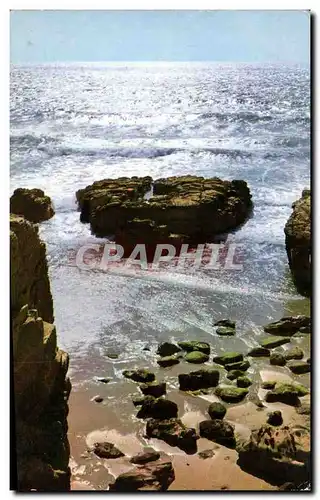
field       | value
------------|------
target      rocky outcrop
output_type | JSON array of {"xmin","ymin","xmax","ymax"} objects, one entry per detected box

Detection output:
[
  {"xmin": 109, "ymin": 460, "xmax": 175, "ymax": 491},
  {"xmin": 237, "ymin": 425, "xmax": 310, "ymax": 486},
  {"xmin": 284, "ymin": 190, "xmax": 311, "ymax": 296},
  {"xmin": 11, "ymin": 215, "xmax": 70, "ymax": 491},
  {"xmin": 76, "ymin": 175, "xmax": 252, "ymax": 255},
  {"xmin": 10, "ymin": 188, "xmax": 55, "ymax": 223},
  {"xmin": 146, "ymin": 418, "xmax": 199, "ymax": 454}
]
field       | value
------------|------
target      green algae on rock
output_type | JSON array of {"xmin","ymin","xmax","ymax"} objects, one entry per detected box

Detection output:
[
  {"xmin": 213, "ymin": 352, "xmax": 243, "ymax": 366},
  {"xmin": 157, "ymin": 342, "xmax": 181, "ymax": 357},
  {"xmin": 178, "ymin": 341, "xmax": 210, "ymax": 354},
  {"xmin": 208, "ymin": 402, "xmax": 227, "ymax": 420},
  {"xmin": 259, "ymin": 336, "xmax": 291, "ymax": 349},
  {"xmin": 270, "ymin": 352, "xmax": 286, "ymax": 366},
  {"xmin": 123, "ymin": 369, "xmax": 155, "ymax": 383},
  {"xmin": 237, "ymin": 376, "xmax": 252, "ymax": 388},
  {"xmin": 178, "ymin": 369, "xmax": 220, "ymax": 391},
  {"xmin": 10, "ymin": 188, "xmax": 55, "ymax": 223},
  {"xmin": 199, "ymin": 419, "xmax": 236, "ymax": 448},
  {"xmin": 247, "ymin": 347, "xmax": 271, "ymax": 357},
  {"xmin": 287, "ymin": 361, "xmax": 310, "ymax": 374},
  {"xmin": 265, "ymin": 382, "xmax": 308, "ymax": 405},
  {"xmin": 157, "ymin": 355, "xmax": 180, "ymax": 367},
  {"xmin": 263, "ymin": 315, "xmax": 310, "ymax": 335},
  {"xmin": 185, "ymin": 351, "xmax": 209, "ymax": 364},
  {"xmin": 146, "ymin": 418, "xmax": 199, "ymax": 454},
  {"xmin": 216, "ymin": 326, "xmax": 236, "ymax": 336},
  {"xmin": 215, "ymin": 386, "xmax": 248, "ymax": 403},
  {"xmin": 139, "ymin": 381, "xmax": 166, "ymax": 398}
]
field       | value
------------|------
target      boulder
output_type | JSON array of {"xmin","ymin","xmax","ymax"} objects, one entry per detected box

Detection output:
[
  {"xmin": 157, "ymin": 355, "xmax": 180, "ymax": 368},
  {"xmin": 208, "ymin": 402, "xmax": 227, "ymax": 420},
  {"xmin": 260, "ymin": 336, "xmax": 291, "ymax": 349},
  {"xmin": 137, "ymin": 398, "xmax": 178, "ymax": 420},
  {"xmin": 267, "ymin": 411, "xmax": 283, "ymax": 426},
  {"xmin": 130, "ymin": 450, "xmax": 160, "ymax": 465},
  {"xmin": 140, "ymin": 382, "xmax": 166, "ymax": 398},
  {"xmin": 237, "ymin": 425, "xmax": 310, "ymax": 486},
  {"xmin": 284, "ymin": 347, "xmax": 304, "ymax": 361},
  {"xmin": 185, "ymin": 351, "xmax": 209, "ymax": 364},
  {"xmin": 284, "ymin": 190, "xmax": 311, "ymax": 296},
  {"xmin": 157, "ymin": 342, "xmax": 181, "ymax": 357},
  {"xmin": 248, "ymin": 347, "xmax": 270, "ymax": 357},
  {"xmin": 132, "ymin": 396, "xmax": 156, "ymax": 407},
  {"xmin": 261, "ymin": 381, "xmax": 276, "ymax": 390},
  {"xmin": 215, "ymin": 386, "xmax": 248, "ymax": 403},
  {"xmin": 214, "ymin": 319, "xmax": 236, "ymax": 329},
  {"xmin": 198, "ymin": 449, "xmax": 216, "ymax": 459},
  {"xmin": 237, "ymin": 376, "xmax": 252, "ymax": 388},
  {"xmin": 92, "ymin": 442, "xmax": 125, "ymax": 459},
  {"xmin": 10, "ymin": 188, "xmax": 55, "ymax": 223},
  {"xmin": 226, "ymin": 370, "xmax": 246, "ymax": 381},
  {"xmin": 199, "ymin": 420, "xmax": 236, "ymax": 448},
  {"xmin": 287, "ymin": 361, "xmax": 310, "ymax": 375},
  {"xmin": 265, "ymin": 383, "xmax": 308, "ymax": 406},
  {"xmin": 225, "ymin": 360, "xmax": 250, "ymax": 372},
  {"xmin": 263, "ymin": 316, "xmax": 310, "ymax": 335},
  {"xmin": 178, "ymin": 369, "xmax": 220, "ymax": 391},
  {"xmin": 213, "ymin": 352, "xmax": 243, "ymax": 366},
  {"xmin": 123, "ymin": 369, "xmax": 155, "ymax": 383},
  {"xmin": 146, "ymin": 418, "xmax": 199, "ymax": 454},
  {"xmin": 216, "ymin": 326, "xmax": 236, "ymax": 336},
  {"xmin": 109, "ymin": 460, "xmax": 175, "ymax": 491},
  {"xmin": 270, "ymin": 353, "xmax": 286, "ymax": 366},
  {"xmin": 178, "ymin": 341, "xmax": 210, "ymax": 354}
]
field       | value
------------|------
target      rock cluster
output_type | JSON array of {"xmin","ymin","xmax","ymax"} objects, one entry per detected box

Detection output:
[
  {"xmin": 76, "ymin": 175, "xmax": 252, "ymax": 254},
  {"xmin": 284, "ymin": 190, "xmax": 311, "ymax": 296},
  {"xmin": 10, "ymin": 188, "xmax": 55, "ymax": 223},
  {"xmin": 11, "ymin": 215, "xmax": 70, "ymax": 491}
]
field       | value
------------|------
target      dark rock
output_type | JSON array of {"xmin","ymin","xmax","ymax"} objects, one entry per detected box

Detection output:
[
  {"xmin": 178, "ymin": 369, "xmax": 220, "ymax": 391},
  {"xmin": 96, "ymin": 377, "xmax": 111, "ymax": 384},
  {"xmin": 123, "ymin": 369, "xmax": 155, "ymax": 383},
  {"xmin": 130, "ymin": 450, "xmax": 160, "ymax": 464},
  {"xmin": 237, "ymin": 376, "xmax": 252, "ymax": 388},
  {"xmin": 261, "ymin": 381, "xmax": 276, "ymax": 390},
  {"xmin": 140, "ymin": 382, "xmax": 166, "ymax": 398},
  {"xmin": 215, "ymin": 386, "xmax": 248, "ymax": 403},
  {"xmin": 263, "ymin": 316, "xmax": 310, "ymax": 335},
  {"xmin": 260, "ymin": 336, "xmax": 291, "ymax": 349},
  {"xmin": 265, "ymin": 383, "xmax": 308, "ymax": 406},
  {"xmin": 225, "ymin": 360, "xmax": 250, "ymax": 372},
  {"xmin": 267, "ymin": 411, "xmax": 283, "ymax": 426},
  {"xmin": 299, "ymin": 326, "xmax": 311, "ymax": 333},
  {"xmin": 214, "ymin": 319, "xmax": 236, "ymax": 329},
  {"xmin": 137, "ymin": 398, "xmax": 178, "ymax": 420},
  {"xmin": 284, "ymin": 347, "xmax": 304, "ymax": 361},
  {"xmin": 226, "ymin": 369, "xmax": 245, "ymax": 381},
  {"xmin": 270, "ymin": 353, "xmax": 286, "ymax": 366},
  {"xmin": 146, "ymin": 418, "xmax": 199, "ymax": 454},
  {"xmin": 199, "ymin": 420, "xmax": 236, "ymax": 448},
  {"xmin": 10, "ymin": 188, "xmax": 55, "ymax": 223},
  {"xmin": 248, "ymin": 347, "xmax": 270, "ymax": 357},
  {"xmin": 306, "ymin": 357, "xmax": 310, "ymax": 364},
  {"xmin": 157, "ymin": 355, "xmax": 180, "ymax": 367},
  {"xmin": 93, "ymin": 442, "xmax": 124, "ymax": 459},
  {"xmin": 178, "ymin": 341, "xmax": 210, "ymax": 354},
  {"xmin": 284, "ymin": 191, "xmax": 311, "ymax": 296},
  {"xmin": 132, "ymin": 395, "xmax": 156, "ymax": 407},
  {"xmin": 216, "ymin": 326, "xmax": 236, "ymax": 336},
  {"xmin": 157, "ymin": 342, "xmax": 181, "ymax": 357},
  {"xmin": 287, "ymin": 361, "xmax": 311, "ymax": 375},
  {"xmin": 213, "ymin": 352, "xmax": 243, "ymax": 366},
  {"xmin": 185, "ymin": 351, "xmax": 209, "ymax": 364},
  {"xmin": 92, "ymin": 395, "xmax": 103, "ymax": 403},
  {"xmin": 198, "ymin": 449, "xmax": 216, "ymax": 459},
  {"xmin": 109, "ymin": 460, "xmax": 175, "ymax": 491},
  {"xmin": 208, "ymin": 402, "xmax": 227, "ymax": 420}
]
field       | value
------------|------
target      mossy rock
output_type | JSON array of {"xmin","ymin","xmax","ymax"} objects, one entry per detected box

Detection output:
[
  {"xmin": 284, "ymin": 347, "xmax": 304, "ymax": 361},
  {"xmin": 226, "ymin": 369, "xmax": 245, "ymax": 381},
  {"xmin": 261, "ymin": 381, "xmax": 276, "ymax": 390},
  {"xmin": 185, "ymin": 351, "xmax": 209, "ymax": 364},
  {"xmin": 216, "ymin": 326, "xmax": 236, "ymax": 336},
  {"xmin": 237, "ymin": 376, "xmax": 252, "ymax": 388},
  {"xmin": 247, "ymin": 347, "xmax": 270, "ymax": 357},
  {"xmin": 157, "ymin": 342, "xmax": 181, "ymax": 357},
  {"xmin": 140, "ymin": 381, "xmax": 166, "ymax": 398},
  {"xmin": 213, "ymin": 352, "xmax": 243, "ymax": 366},
  {"xmin": 287, "ymin": 361, "xmax": 310, "ymax": 374},
  {"xmin": 132, "ymin": 395, "xmax": 156, "ymax": 407},
  {"xmin": 178, "ymin": 341, "xmax": 210, "ymax": 355},
  {"xmin": 136, "ymin": 398, "xmax": 178, "ymax": 420},
  {"xmin": 157, "ymin": 355, "xmax": 180, "ymax": 368},
  {"xmin": 208, "ymin": 402, "xmax": 227, "ymax": 420},
  {"xmin": 199, "ymin": 419, "xmax": 236, "ymax": 448},
  {"xmin": 123, "ymin": 369, "xmax": 155, "ymax": 383},
  {"xmin": 225, "ymin": 360, "xmax": 250, "ymax": 372},
  {"xmin": 270, "ymin": 353, "xmax": 286, "ymax": 366},
  {"xmin": 215, "ymin": 386, "xmax": 248, "ymax": 403},
  {"xmin": 178, "ymin": 369, "xmax": 220, "ymax": 391},
  {"xmin": 214, "ymin": 319, "xmax": 236, "ymax": 329},
  {"xmin": 259, "ymin": 336, "xmax": 291, "ymax": 349},
  {"xmin": 265, "ymin": 382, "xmax": 308, "ymax": 405}
]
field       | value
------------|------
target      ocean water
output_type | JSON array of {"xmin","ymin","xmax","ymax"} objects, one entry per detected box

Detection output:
[{"xmin": 10, "ymin": 62, "xmax": 310, "ymax": 397}]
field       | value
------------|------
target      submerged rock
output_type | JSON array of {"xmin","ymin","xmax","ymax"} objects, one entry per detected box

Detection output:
[
  {"xmin": 270, "ymin": 353, "xmax": 286, "ymax": 366},
  {"xmin": 132, "ymin": 395, "xmax": 156, "ymax": 407},
  {"xmin": 216, "ymin": 326, "xmax": 236, "ymax": 336},
  {"xmin": 130, "ymin": 449, "xmax": 160, "ymax": 465},
  {"xmin": 260, "ymin": 336, "xmax": 291, "ymax": 349},
  {"xmin": 137, "ymin": 398, "xmax": 178, "ymax": 420},
  {"xmin": 263, "ymin": 316, "xmax": 310, "ymax": 335},
  {"xmin": 109, "ymin": 460, "xmax": 175, "ymax": 491},
  {"xmin": 178, "ymin": 341, "xmax": 210, "ymax": 354},
  {"xmin": 146, "ymin": 418, "xmax": 199, "ymax": 454},
  {"xmin": 237, "ymin": 425, "xmax": 310, "ymax": 486},
  {"xmin": 140, "ymin": 381, "xmax": 166, "ymax": 398},
  {"xmin": 208, "ymin": 402, "xmax": 227, "ymax": 420},
  {"xmin": 157, "ymin": 342, "xmax": 181, "ymax": 357},
  {"xmin": 248, "ymin": 347, "xmax": 270, "ymax": 357},
  {"xmin": 92, "ymin": 442, "xmax": 124, "ymax": 459},
  {"xmin": 215, "ymin": 386, "xmax": 248, "ymax": 403},
  {"xmin": 123, "ymin": 369, "xmax": 155, "ymax": 383},
  {"xmin": 214, "ymin": 319, "xmax": 236, "ymax": 329},
  {"xmin": 226, "ymin": 369, "xmax": 245, "ymax": 381},
  {"xmin": 284, "ymin": 190, "xmax": 311, "ymax": 297},
  {"xmin": 10, "ymin": 188, "xmax": 55, "ymax": 223},
  {"xmin": 287, "ymin": 361, "xmax": 310, "ymax": 375},
  {"xmin": 185, "ymin": 351, "xmax": 209, "ymax": 364},
  {"xmin": 213, "ymin": 352, "xmax": 243, "ymax": 366},
  {"xmin": 157, "ymin": 355, "xmax": 180, "ymax": 367},
  {"xmin": 199, "ymin": 419, "xmax": 236, "ymax": 448},
  {"xmin": 225, "ymin": 359, "xmax": 250, "ymax": 372},
  {"xmin": 265, "ymin": 383, "xmax": 308, "ymax": 406},
  {"xmin": 178, "ymin": 369, "xmax": 220, "ymax": 391}
]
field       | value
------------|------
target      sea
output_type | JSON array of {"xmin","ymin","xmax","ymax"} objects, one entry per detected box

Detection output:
[{"xmin": 10, "ymin": 62, "xmax": 310, "ymax": 431}]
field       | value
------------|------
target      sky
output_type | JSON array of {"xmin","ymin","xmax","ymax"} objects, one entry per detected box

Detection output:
[{"xmin": 10, "ymin": 10, "xmax": 310, "ymax": 64}]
